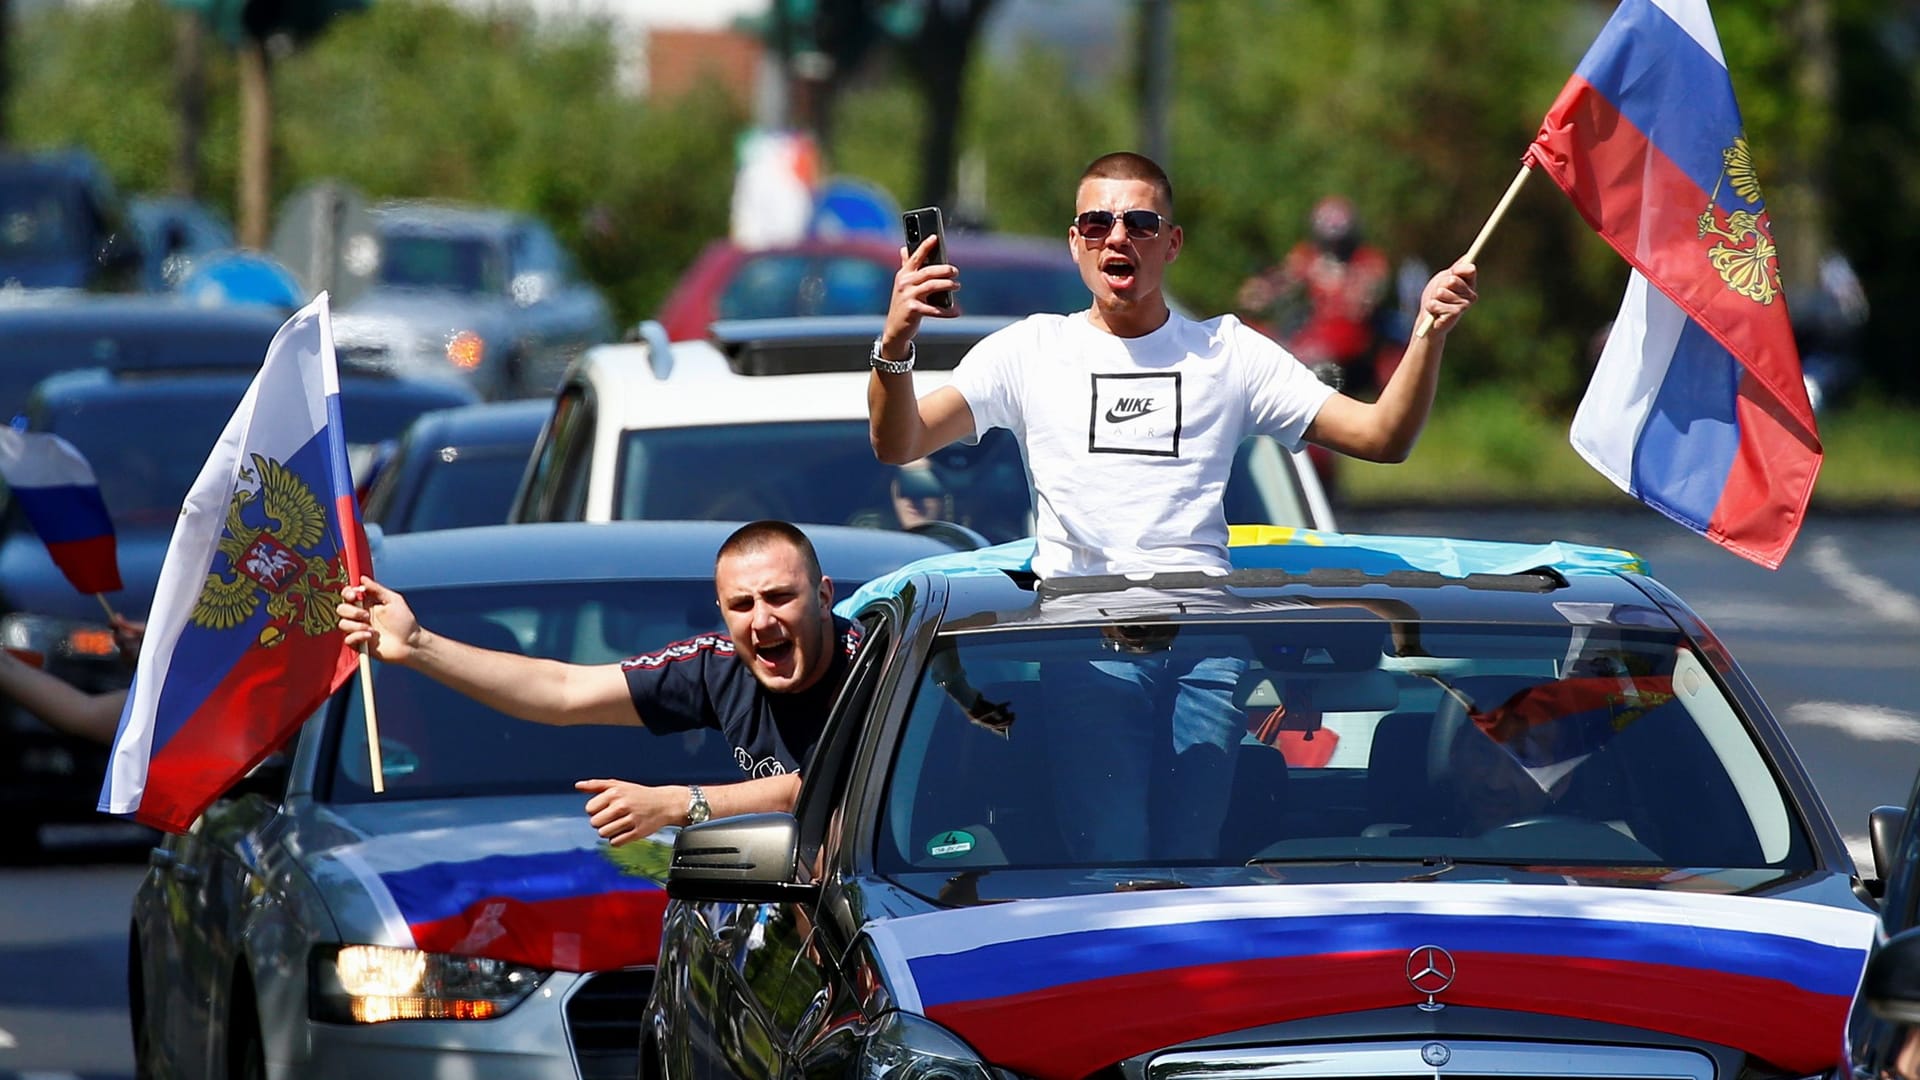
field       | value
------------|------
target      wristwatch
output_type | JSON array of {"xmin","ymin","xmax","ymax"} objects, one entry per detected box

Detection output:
[
  {"xmin": 870, "ymin": 337, "xmax": 916, "ymax": 375},
  {"xmin": 685, "ymin": 784, "xmax": 711, "ymax": 826}
]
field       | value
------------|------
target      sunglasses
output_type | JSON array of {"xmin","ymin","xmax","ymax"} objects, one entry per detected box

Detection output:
[{"xmin": 1073, "ymin": 208, "xmax": 1168, "ymax": 241}]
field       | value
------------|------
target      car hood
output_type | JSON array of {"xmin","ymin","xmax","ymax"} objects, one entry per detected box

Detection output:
[
  {"xmin": 301, "ymin": 794, "xmax": 674, "ymax": 973},
  {"xmin": 0, "ymin": 528, "xmax": 172, "ymax": 621},
  {"xmin": 859, "ymin": 879, "xmax": 1872, "ymax": 1076}
]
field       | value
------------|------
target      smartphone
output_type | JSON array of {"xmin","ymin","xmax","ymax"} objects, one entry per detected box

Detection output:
[{"xmin": 901, "ymin": 206, "xmax": 953, "ymax": 310}]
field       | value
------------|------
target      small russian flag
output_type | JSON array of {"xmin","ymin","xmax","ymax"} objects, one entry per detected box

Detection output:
[{"xmin": 0, "ymin": 427, "xmax": 124, "ymax": 596}]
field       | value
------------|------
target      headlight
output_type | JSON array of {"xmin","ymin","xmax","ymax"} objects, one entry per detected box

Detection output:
[
  {"xmin": 309, "ymin": 944, "xmax": 547, "ymax": 1023},
  {"xmin": 444, "ymin": 330, "xmax": 485, "ymax": 370},
  {"xmin": 862, "ymin": 1011, "xmax": 997, "ymax": 1080}
]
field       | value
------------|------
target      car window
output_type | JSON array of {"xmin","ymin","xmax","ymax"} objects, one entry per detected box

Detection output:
[
  {"xmin": 616, "ymin": 421, "xmax": 1035, "ymax": 544},
  {"xmin": 718, "ymin": 254, "xmax": 893, "ymax": 321},
  {"xmin": 0, "ymin": 175, "xmax": 87, "ymax": 258},
  {"xmin": 0, "ymin": 323, "xmax": 276, "ymax": 423},
  {"xmin": 518, "ymin": 386, "xmax": 592, "ymax": 522},
  {"xmin": 876, "ymin": 620, "xmax": 1812, "ymax": 877},
  {"xmin": 401, "ymin": 447, "xmax": 534, "ymax": 532},
  {"xmin": 378, "ymin": 230, "xmax": 508, "ymax": 294},
  {"xmin": 326, "ymin": 579, "xmax": 739, "ymax": 802},
  {"xmin": 509, "ymin": 222, "xmax": 565, "ymax": 280}
]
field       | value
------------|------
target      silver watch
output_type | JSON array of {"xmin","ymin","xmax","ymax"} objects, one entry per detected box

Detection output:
[
  {"xmin": 685, "ymin": 784, "xmax": 711, "ymax": 826},
  {"xmin": 870, "ymin": 337, "xmax": 916, "ymax": 374}
]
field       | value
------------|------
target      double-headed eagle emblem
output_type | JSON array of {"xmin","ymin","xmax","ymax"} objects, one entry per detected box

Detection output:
[
  {"xmin": 1698, "ymin": 136, "xmax": 1780, "ymax": 306},
  {"xmin": 191, "ymin": 453, "xmax": 347, "ymax": 647}
]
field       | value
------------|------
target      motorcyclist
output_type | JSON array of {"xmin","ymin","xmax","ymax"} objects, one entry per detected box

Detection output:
[{"xmin": 1236, "ymin": 195, "xmax": 1394, "ymax": 395}]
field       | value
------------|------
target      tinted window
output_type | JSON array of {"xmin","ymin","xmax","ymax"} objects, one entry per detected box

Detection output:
[
  {"xmin": 617, "ymin": 421, "xmax": 1034, "ymax": 544},
  {"xmin": 0, "ymin": 322, "xmax": 276, "ymax": 421},
  {"xmin": 0, "ymin": 175, "xmax": 88, "ymax": 257},
  {"xmin": 398, "ymin": 447, "xmax": 532, "ymax": 532},
  {"xmin": 378, "ymin": 231, "xmax": 507, "ymax": 294},
  {"xmin": 716, "ymin": 253, "xmax": 1090, "ymax": 322},
  {"xmin": 878, "ymin": 620, "xmax": 1809, "ymax": 879},
  {"xmin": 328, "ymin": 579, "xmax": 739, "ymax": 801}
]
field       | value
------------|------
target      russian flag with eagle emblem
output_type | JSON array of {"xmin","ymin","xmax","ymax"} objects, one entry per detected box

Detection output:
[
  {"xmin": 102, "ymin": 293, "xmax": 371, "ymax": 831},
  {"xmin": 1528, "ymin": 0, "xmax": 1820, "ymax": 569}
]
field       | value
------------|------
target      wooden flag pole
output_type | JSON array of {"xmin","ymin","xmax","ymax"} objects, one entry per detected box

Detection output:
[
  {"xmin": 95, "ymin": 593, "xmax": 118, "ymax": 622},
  {"xmin": 358, "ymin": 647, "xmax": 385, "ymax": 794},
  {"xmin": 1413, "ymin": 163, "xmax": 1536, "ymax": 338}
]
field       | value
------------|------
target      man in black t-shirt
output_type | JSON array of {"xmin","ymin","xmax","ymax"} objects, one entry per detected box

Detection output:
[{"xmin": 337, "ymin": 520, "xmax": 858, "ymax": 846}]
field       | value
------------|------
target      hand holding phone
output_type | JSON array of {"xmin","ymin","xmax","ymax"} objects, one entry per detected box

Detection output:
[{"xmin": 902, "ymin": 206, "xmax": 953, "ymax": 311}]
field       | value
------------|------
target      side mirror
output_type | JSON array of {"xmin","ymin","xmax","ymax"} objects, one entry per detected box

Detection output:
[
  {"xmin": 1873, "ymin": 805, "xmax": 1907, "ymax": 883},
  {"xmin": 666, "ymin": 812, "xmax": 820, "ymax": 905},
  {"xmin": 1865, "ymin": 927, "xmax": 1920, "ymax": 1025}
]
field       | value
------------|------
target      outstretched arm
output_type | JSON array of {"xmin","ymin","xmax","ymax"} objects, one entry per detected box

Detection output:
[
  {"xmin": 338, "ymin": 578, "xmax": 637, "ymax": 729},
  {"xmin": 576, "ymin": 773, "xmax": 805, "ymax": 846},
  {"xmin": 1305, "ymin": 259, "xmax": 1477, "ymax": 463},
  {"xmin": 0, "ymin": 649, "xmax": 125, "ymax": 745}
]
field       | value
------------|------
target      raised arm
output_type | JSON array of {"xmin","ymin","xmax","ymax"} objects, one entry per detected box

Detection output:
[
  {"xmin": 1305, "ymin": 259, "xmax": 1477, "ymax": 463},
  {"xmin": 869, "ymin": 234, "xmax": 980, "ymax": 464},
  {"xmin": 338, "ymin": 578, "xmax": 638, "ymax": 729}
]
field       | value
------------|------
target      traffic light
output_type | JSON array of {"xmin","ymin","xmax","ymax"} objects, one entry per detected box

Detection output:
[{"xmin": 167, "ymin": 0, "xmax": 369, "ymax": 46}]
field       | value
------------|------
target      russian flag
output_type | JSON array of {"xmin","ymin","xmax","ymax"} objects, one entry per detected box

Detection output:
[
  {"xmin": 1528, "ymin": 0, "xmax": 1820, "ymax": 569},
  {"xmin": 102, "ymin": 293, "xmax": 370, "ymax": 832},
  {"xmin": 0, "ymin": 428, "xmax": 123, "ymax": 596},
  {"xmin": 335, "ymin": 817, "xmax": 672, "ymax": 973}
]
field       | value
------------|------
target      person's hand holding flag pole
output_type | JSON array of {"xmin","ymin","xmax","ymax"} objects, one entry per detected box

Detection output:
[
  {"xmin": 1412, "ymin": 0, "xmax": 1819, "ymax": 569},
  {"xmin": 101, "ymin": 292, "xmax": 387, "ymax": 833}
]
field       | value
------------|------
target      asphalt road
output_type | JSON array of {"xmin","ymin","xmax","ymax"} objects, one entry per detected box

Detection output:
[{"xmin": 2, "ymin": 507, "xmax": 1913, "ymax": 1079}]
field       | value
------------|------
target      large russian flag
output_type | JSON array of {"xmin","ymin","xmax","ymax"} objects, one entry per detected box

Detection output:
[
  {"xmin": 330, "ymin": 816, "xmax": 672, "ymax": 973},
  {"xmin": 101, "ymin": 293, "xmax": 369, "ymax": 832},
  {"xmin": 0, "ymin": 428, "xmax": 123, "ymax": 596},
  {"xmin": 1528, "ymin": 0, "xmax": 1820, "ymax": 569}
]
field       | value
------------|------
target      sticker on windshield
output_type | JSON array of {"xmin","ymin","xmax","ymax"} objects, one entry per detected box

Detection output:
[{"xmin": 926, "ymin": 830, "xmax": 975, "ymax": 859}]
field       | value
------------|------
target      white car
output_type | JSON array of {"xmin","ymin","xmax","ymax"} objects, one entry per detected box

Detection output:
[{"xmin": 508, "ymin": 315, "xmax": 1337, "ymax": 540}]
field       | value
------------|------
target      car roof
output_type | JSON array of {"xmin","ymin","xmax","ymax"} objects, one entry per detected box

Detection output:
[
  {"xmin": 366, "ymin": 520, "xmax": 953, "ymax": 592},
  {"xmin": 402, "ymin": 397, "xmax": 551, "ymax": 446},
  {"xmin": 855, "ymin": 533, "xmax": 1674, "ymax": 632},
  {"xmin": 370, "ymin": 201, "xmax": 523, "ymax": 236},
  {"xmin": 0, "ymin": 295, "xmax": 287, "ymax": 340}
]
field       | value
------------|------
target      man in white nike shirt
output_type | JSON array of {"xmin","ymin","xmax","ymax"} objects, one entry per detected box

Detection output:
[{"xmin": 867, "ymin": 151, "xmax": 1478, "ymax": 861}]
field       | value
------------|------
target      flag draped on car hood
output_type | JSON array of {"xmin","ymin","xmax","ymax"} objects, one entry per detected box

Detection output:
[
  {"xmin": 101, "ymin": 293, "xmax": 370, "ymax": 832},
  {"xmin": 863, "ymin": 882, "xmax": 1869, "ymax": 1078},
  {"xmin": 1527, "ymin": 0, "xmax": 1820, "ymax": 569},
  {"xmin": 0, "ymin": 427, "xmax": 123, "ymax": 596}
]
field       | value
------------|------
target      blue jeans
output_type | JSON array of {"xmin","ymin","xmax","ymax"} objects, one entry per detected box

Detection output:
[{"xmin": 1041, "ymin": 651, "xmax": 1246, "ymax": 862}]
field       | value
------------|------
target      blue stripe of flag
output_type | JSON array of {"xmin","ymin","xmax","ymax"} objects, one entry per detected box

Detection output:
[
  {"xmin": 13, "ymin": 484, "xmax": 113, "ymax": 544},
  {"xmin": 380, "ymin": 848, "xmax": 660, "ymax": 927},
  {"xmin": 1631, "ymin": 318, "xmax": 1742, "ymax": 531}
]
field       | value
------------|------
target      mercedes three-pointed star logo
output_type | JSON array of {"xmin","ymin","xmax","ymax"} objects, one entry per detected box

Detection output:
[{"xmin": 1405, "ymin": 944, "xmax": 1456, "ymax": 1011}]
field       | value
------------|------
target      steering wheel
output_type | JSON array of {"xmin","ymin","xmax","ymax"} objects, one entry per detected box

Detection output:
[{"xmin": 908, "ymin": 520, "xmax": 989, "ymax": 551}]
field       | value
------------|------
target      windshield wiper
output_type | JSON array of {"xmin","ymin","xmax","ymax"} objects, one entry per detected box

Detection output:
[
  {"xmin": 1246, "ymin": 854, "xmax": 1457, "ymax": 867},
  {"xmin": 1112, "ymin": 877, "xmax": 1190, "ymax": 892}
]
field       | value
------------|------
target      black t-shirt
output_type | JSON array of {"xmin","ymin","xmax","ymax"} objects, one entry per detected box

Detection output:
[{"xmin": 619, "ymin": 616, "xmax": 860, "ymax": 778}]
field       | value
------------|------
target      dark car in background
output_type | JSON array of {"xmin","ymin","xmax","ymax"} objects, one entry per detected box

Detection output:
[
  {"xmin": 361, "ymin": 398, "xmax": 547, "ymax": 534},
  {"xmin": 0, "ymin": 148, "xmax": 144, "ymax": 293},
  {"xmin": 656, "ymin": 533, "xmax": 1873, "ymax": 1080},
  {"xmin": 329, "ymin": 201, "xmax": 614, "ymax": 400},
  {"xmin": 653, "ymin": 233, "xmax": 1093, "ymax": 342},
  {"xmin": 127, "ymin": 520, "xmax": 952, "ymax": 1080},
  {"xmin": 1846, "ymin": 770, "xmax": 1920, "ymax": 1080},
  {"xmin": 127, "ymin": 194, "xmax": 236, "ymax": 293},
  {"xmin": 0, "ymin": 366, "xmax": 476, "ymax": 856},
  {"xmin": 0, "ymin": 295, "xmax": 288, "ymax": 421}
]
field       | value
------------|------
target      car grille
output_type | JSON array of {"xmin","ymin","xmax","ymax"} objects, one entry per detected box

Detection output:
[
  {"xmin": 1147, "ymin": 1040, "xmax": 1714, "ymax": 1080},
  {"xmin": 566, "ymin": 969, "xmax": 653, "ymax": 1080}
]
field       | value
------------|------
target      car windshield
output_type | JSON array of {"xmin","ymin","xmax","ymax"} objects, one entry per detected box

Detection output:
[
  {"xmin": 378, "ymin": 231, "xmax": 507, "ymax": 294},
  {"xmin": 326, "ymin": 579, "xmax": 740, "ymax": 801},
  {"xmin": 0, "ymin": 176, "xmax": 86, "ymax": 258},
  {"xmin": 717, "ymin": 253, "xmax": 1091, "ymax": 321},
  {"xmin": 878, "ymin": 617, "xmax": 1811, "ymax": 880},
  {"xmin": 617, "ymin": 421, "xmax": 1037, "ymax": 545},
  {"xmin": 398, "ymin": 447, "xmax": 531, "ymax": 532},
  {"xmin": 0, "ymin": 323, "xmax": 274, "ymax": 422},
  {"xmin": 614, "ymin": 423, "xmax": 1313, "ymax": 543},
  {"xmin": 14, "ymin": 380, "xmax": 466, "ymax": 528}
]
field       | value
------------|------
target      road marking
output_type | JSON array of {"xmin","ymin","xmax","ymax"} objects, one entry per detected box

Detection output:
[
  {"xmin": 1785, "ymin": 700, "xmax": 1920, "ymax": 743},
  {"xmin": 1807, "ymin": 536, "xmax": 1920, "ymax": 627},
  {"xmin": 0, "ymin": 1024, "xmax": 14, "ymax": 1048}
]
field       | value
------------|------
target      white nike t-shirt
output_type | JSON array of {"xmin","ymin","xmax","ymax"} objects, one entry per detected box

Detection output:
[{"xmin": 950, "ymin": 311, "xmax": 1335, "ymax": 579}]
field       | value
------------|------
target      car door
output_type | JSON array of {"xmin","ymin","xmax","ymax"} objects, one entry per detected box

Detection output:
[{"xmin": 702, "ymin": 611, "xmax": 897, "ymax": 1080}]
